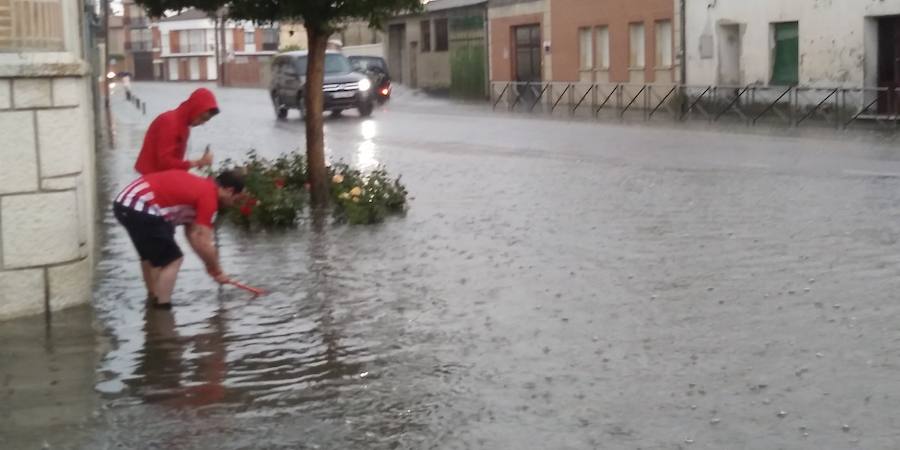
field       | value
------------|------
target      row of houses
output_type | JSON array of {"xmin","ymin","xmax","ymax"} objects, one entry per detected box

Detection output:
[
  {"xmin": 111, "ymin": 1, "xmax": 383, "ymax": 86},
  {"xmin": 386, "ymin": 0, "xmax": 900, "ymax": 104},
  {"xmin": 111, "ymin": 0, "xmax": 900, "ymax": 105},
  {"xmin": 110, "ymin": 1, "xmax": 279, "ymax": 86}
]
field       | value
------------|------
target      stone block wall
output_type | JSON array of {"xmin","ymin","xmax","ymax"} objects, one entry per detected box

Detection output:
[
  {"xmin": 0, "ymin": 0, "xmax": 97, "ymax": 321},
  {"xmin": 0, "ymin": 71, "xmax": 96, "ymax": 320}
]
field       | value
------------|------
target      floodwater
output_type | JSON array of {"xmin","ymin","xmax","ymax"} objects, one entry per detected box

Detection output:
[{"xmin": 5, "ymin": 82, "xmax": 900, "ymax": 449}]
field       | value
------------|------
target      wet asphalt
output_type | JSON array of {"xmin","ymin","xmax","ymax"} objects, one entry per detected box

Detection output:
[{"xmin": 4, "ymin": 82, "xmax": 900, "ymax": 449}]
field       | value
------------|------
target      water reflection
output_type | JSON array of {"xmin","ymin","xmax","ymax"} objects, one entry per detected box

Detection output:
[
  {"xmin": 128, "ymin": 307, "xmax": 227, "ymax": 409},
  {"xmin": 356, "ymin": 140, "xmax": 378, "ymax": 172},
  {"xmin": 356, "ymin": 120, "xmax": 379, "ymax": 171},
  {"xmin": 361, "ymin": 119, "xmax": 377, "ymax": 140}
]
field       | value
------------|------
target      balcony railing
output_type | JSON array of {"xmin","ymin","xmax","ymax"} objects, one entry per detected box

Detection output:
[
  {"xmin": 169, "ymin": 43, "xmax": 215, "ymax": 54},
  {"xmin": 126, "ymin": 41, "xmax": 152, "ymax": 51},
  {"xmin": 125, "ymin": 16, "xmax": 149, "ymax": 28}
]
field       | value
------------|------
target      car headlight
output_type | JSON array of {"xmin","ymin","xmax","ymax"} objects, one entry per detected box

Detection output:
[{"xmin": 358, "ymin": 78, "xmax": 371, "ymax": 92}]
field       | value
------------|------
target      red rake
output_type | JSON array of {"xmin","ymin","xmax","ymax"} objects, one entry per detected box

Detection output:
[{"xmin": 228, "ymin": 280, "xmax": 266, "ymax": 297}]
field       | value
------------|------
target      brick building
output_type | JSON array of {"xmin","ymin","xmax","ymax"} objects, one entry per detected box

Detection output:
[
  {"xmin": 157, "ymin": 9, "xmax": 279, "ymax": 87},
  {"xmin": 488, "ymin": 0, "xmax": 679, "ymax": 85},
  {"xmin": 122, "ymin": 0, "xmax": 160, "ymax": 80}
]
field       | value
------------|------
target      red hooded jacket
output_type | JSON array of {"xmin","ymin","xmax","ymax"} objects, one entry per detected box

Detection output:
[{"xmin": 134, "ymin": 88, "xmax": 219, "ymax": 175}]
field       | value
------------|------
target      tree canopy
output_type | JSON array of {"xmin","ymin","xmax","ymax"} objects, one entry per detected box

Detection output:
[{"xmin": 134, "ymin": 0, "xmax": 423, "ymax": 33}]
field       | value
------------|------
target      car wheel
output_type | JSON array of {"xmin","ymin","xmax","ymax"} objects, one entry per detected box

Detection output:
[
  {"xmin": 358, "ymin": 101, "xmax": 374, "ymax": 117},
  {"xmin": 331, "ymin": 109, "xmax": 343, "ymax": 117},
  {"xmin": 272, "ymin": 92, "xmax": 287, "ymax": 120}
]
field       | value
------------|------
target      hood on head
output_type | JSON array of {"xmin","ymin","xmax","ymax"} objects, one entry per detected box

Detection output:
[{"xmin": 177, "ymin": 88, "xmax": 219, "ymax": 124}]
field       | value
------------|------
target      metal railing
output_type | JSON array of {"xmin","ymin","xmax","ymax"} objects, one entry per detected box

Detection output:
[{"xmin": 490, "ymin": 82, "xmax": 900, "ymax": 131}]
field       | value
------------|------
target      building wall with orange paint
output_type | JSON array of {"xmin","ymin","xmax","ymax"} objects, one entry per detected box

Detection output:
[
  {"xmin": 550, "ymin": 0, "xmax": 675, "ymax": 84},
  {"xmin": 488, "ymin": 0, "xmax": 550, "ymax": 82}
]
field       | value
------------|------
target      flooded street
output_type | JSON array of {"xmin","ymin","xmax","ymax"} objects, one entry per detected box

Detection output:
[{"xmin": 5, "ymin": 82, "xmax": 900, "ymax": 449}]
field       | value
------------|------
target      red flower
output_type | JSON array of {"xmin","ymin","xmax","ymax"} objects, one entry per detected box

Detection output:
[
  {"xmin": 239, "ymin": 197, "xmax": 258, "ymax": 217},
  {"xmin": 274, "ymin": 178, "xmax": 285, "ymax": 189}
]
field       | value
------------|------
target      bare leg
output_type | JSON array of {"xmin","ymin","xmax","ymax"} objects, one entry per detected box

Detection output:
[
  {"xmin": 141, "ymin": 260, "xmax": 156, "ymax": 299},
  {"xmin": 153, "ymin": 257, "xmax": 184, "ymax": 306}
]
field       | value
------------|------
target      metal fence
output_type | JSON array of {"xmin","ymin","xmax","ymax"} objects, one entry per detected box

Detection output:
[{"xmin": 490, "ymin": 82, "xmax": 900, "ymax": 131}]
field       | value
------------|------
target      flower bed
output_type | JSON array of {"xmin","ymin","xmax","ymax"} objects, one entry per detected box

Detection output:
[{"xmin": 218, "ymin": 150, "xmax": 408, "ymax": 227}]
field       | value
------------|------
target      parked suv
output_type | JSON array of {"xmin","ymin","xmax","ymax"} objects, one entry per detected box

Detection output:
[
  {"xmin": 348, "ymin": 55, "xmax": 391, "ymax": 103},
  {"xmin": 270, "ymin": 51, "xmax": 374, "ymax": 119}
]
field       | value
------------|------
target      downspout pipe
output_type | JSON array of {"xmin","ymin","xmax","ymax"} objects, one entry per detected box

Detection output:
[{"xmin": 680, "ymin": 0, "xmax": 687, "ymax": 85}]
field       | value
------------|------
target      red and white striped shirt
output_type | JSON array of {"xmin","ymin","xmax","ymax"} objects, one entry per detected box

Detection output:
[{"xmin": 114, "ymin": 170, "xmax": 219, "ymax": 227}]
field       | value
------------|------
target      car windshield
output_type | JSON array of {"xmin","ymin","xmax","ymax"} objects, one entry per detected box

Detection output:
[
  {"xmin": 350, "ymin": 57, "xmax": 387, "ymax": 73},
  {"xmin": 291, "ymin": 54, "xmax": 352, "ymax": 75}
]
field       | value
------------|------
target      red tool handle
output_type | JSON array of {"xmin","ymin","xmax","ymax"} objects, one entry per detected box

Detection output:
[{"xmin": 228, "ymin": 280, "xmax": 266, "ymax": 296}]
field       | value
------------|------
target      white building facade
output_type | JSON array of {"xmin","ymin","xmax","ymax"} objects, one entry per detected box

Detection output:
[
  {"xmin": 685, "ymin": 0, "xmax": 900, "ymax": 90},
  {"xmin": 157, "ymin": 10, "xmax": 278, "ymax": 85},
  {"xmin": 0, "ymin": 0, "xmax": 98, "ymax": 320}
]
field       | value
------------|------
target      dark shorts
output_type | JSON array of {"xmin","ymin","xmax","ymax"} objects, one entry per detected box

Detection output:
[{"xmin": 113, "ymin": 202, "xmax": 183, "ymax": 267}]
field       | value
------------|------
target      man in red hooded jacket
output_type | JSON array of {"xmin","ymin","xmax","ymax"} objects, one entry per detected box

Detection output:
[{"xmin": 134, "ymin": 88, "xmax": 220, "ymax": 174}]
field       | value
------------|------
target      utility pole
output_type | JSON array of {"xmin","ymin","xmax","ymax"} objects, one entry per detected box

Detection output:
[
  {"xmin": 102, "ymin": 0, "xmax": 110, "ymax": 106},
  {"xmin": 103, "ymin": 0, "xmax": 113, "ymax": 147},
  {"xmin": 219, "ymin": 11, "xmax": 227, "ymax": 87},
  {"xmin": 214, "ymin": 12, "xmax": 221, "ymax": 86}
]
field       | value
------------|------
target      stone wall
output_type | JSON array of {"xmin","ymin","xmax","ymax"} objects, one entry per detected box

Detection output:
[{"xmin": 0, "ymin": 0, "xmax": 96, "ymax": 320}]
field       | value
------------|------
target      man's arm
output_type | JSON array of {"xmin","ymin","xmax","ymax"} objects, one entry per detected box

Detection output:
[
  {"xmin": 156, "ymin": 130, "xmax": 212, "ymax": 170},
  {"xmin": 185, "ymin": 223, "xmax": 228, "ymax": 283},
  {"xmin": 156, "ymin": 132, "xmax": 192, "ymax": 171}
]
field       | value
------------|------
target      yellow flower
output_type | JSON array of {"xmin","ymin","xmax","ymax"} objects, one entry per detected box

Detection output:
[
  {"xmin": 338, "ymin": 192, "xmax": 350, "ymax": 200},
  {"xmin": 332, "ymin": 174, "xmax": 344, "ymax": 184},
  {"xmin": 352, "ymin": 196, "xmax": 360, "ymax": 203},
  {"xmin": 349, "ymin": 186, "xmax": 363, "ymax": 197}
]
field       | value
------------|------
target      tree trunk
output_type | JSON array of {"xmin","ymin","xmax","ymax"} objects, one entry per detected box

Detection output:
[{"xmin": 305, "ymin": 28, "xmax": 330, "ymax": 206}]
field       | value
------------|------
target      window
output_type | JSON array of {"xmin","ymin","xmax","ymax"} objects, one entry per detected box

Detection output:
[
  {"xmin": 161, "ymin": 32, "xmax": 170, "ymax": 54},
  {"xmin": 771, "ymin": 21, "xmax": 799, "ymax": 85},
  {"xmin": 130, "ymin": 28, "xmax": 152, "ymax": 51},
  {"xmin": 168, "ymin": 59, "xmax": 179, "ymax": 80},
  {"xmin": 655, "ymin": 20, "xmax": 673, "ymax": 68},
  {"xmin": 289, "ymin": 54, "xmax": 353, "ymax": 75},
  {"xmin": 324, "ymin": 53, "xmax": 352, "ymax": 74},
  {"xmin": 435, "ymin": 18, "xmax": 449, "ymax": 52},
  {"xmin": 579, "ymin": 27, "xmax": 593, "ymax": 70},
  {"xmin": 629, "ymin": 22, "xmax": 645, "ymax": 68},
  {"xmin": 595, "ymin": 26, "xmax": 610, "ymax": 70},
  {"xmin": 178, "ymin": 30, "xmax": 188, "ymax": 53},
  {"xmin": 244, "ymin": 30, "xmax": 256, "ymax": 53},
  {"xmin": 0, "ymin": 0, "xmax": 64, "ymax": 51},
  {"xmin": 188, "ymin": 29, "xmax": 206, "ymax": 53},
  {"xmin": 420, "ymin": 20, "xmax": 431, "ymax": 52},
  {"xmin": 262, "ymin": 28, "xmax": 279, "ymax": 51}
]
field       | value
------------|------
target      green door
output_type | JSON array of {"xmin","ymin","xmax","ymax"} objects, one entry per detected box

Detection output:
[
  {"xmin": 450, "ymin": 43, "xmax": 485, "ymax": 99},
  {"xmin": 449, "ymin": 14, "xmax": 487, "ymax": 99},
  {"xmin": 771, "ymin": 22, "xmax": 799, "ymax": 85}
]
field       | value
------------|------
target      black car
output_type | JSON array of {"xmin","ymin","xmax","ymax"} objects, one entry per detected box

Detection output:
[
  {"xmin": 348, "ymin": 56, "xmax": 391, "ymax": 103},
  {"xmin": 270, "ymin": 51, "xmax": 375, "ymax": 119}
]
